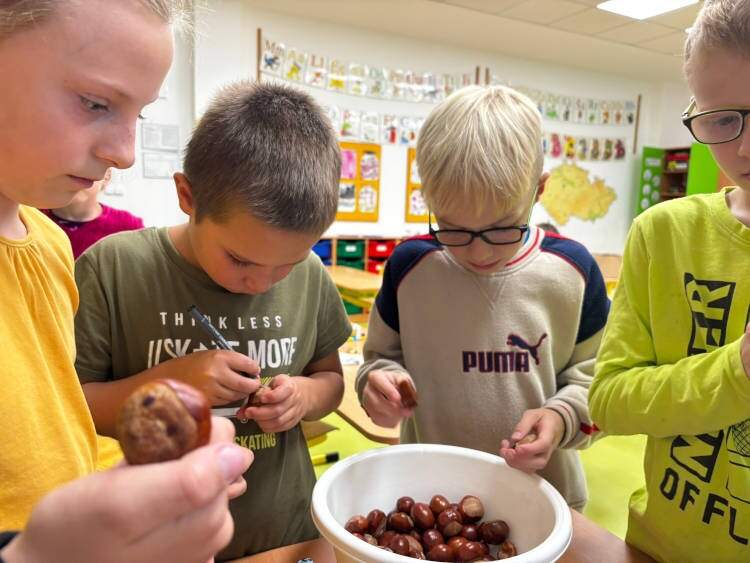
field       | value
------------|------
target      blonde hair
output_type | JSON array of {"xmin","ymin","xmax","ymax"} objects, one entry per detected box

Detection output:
[
  {"xmin": 0, "ymin": 0, "xmax": 192, "ymax": 38},
  {"xmin": 416, "ymin": 85, "xmax": 543, "ymax": 217},
  {"xmin": 685, "ymin": 0, "xmax": 750, "ymax": 70}
]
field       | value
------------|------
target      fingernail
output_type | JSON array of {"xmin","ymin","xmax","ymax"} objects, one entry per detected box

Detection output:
[
  {"xmin": 512, "ymin": 432, "xmax": 522, "ymax": 440},
  {"xmin": 217, "ymin": 445, "xmax": 248, "ymax": 484}
]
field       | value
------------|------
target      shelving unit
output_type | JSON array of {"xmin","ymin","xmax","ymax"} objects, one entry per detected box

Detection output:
[{"xmin": 635, "ymin": 143, "xmax": 721, "ymax": 216}]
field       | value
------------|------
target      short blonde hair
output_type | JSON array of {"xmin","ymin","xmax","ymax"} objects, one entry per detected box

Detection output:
[
  {"xmin": 416, "ymin": 85, "xmax": 543, "ymax": 217},
  {"xmin": 685, "ymin": 0, "xmax": 750, "ymax": 70},
  {"xmin": 0, "ymin": 0, "xmax": 192, "ymax": 38}
]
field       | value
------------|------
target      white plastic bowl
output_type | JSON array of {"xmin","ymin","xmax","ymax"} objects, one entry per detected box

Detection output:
[{"xmin": 311, "ymin": 444, "xmax": 572, "ymax": 562}]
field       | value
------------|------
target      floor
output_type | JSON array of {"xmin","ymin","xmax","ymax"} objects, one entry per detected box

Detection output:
[{"xmin": 308, "ymin": 413, "xmax": 647, "ymax": 539}]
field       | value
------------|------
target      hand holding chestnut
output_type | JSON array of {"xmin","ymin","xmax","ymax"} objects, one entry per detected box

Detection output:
[
  {"xmin": 362, "ymin": 370, "xmax": 418, "ymax": 428},
  {"xmin": 499, "ymin": 407, "xmax": 565, "ymax": 473},
  {"xmin": 116, "ymin": 378, "xmax": 211, "ymax": 465}
]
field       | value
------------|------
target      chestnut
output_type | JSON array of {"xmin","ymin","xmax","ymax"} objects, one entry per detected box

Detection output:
[
  {"xmin": 389, "ymin": 534, "xmax": 411, "ymax": 556},
  {"xmin": 116, "ymin": 378, "xmax": 211, "ymax": 465},
  {"xmin": 447, "ymin": 535, "xmax": 468, "ymax": 550},
  {"xmin": 499, "ymin": 540, "xmax": 518, "ymax": 558},
  {"xmin": 514, "ymin": 432, "xmax": 538, "ymax": 447},
  {"xmin": 456, "ymin": 541, "xmax": 486, "ymax": 562},
  {"xmin": 396, "ymin": 495, "xmax": 415, "ymax": 514},
  {"xmin": 362, "ymin": 533, "xmax": 378, "ymax": 546},
  {"xmin": 422, "ymin": 528, "xmax": 444, "ymax": 550},
  {"xmin": 460, "ymin": 524, "xmax": 479, "ymax": 541},
  {"xmin": 429, "ymin": 494, "xmax": 450, "ymax": 515},
  {"xmin": 378, "ymin": 530, "xmax": 397, "ymax": 547},
  {"xmin": 437, "ymin": 507, "xmax": 463, "ymax": 537},
  {"xmin": 387, "ymin": 511, "xmax": 414, "ymax": 533},
  {"xmin": 345, "ymin": 515, "xmax": 369, "ymax": 535},
  {"xmin": 367, "ymin": 509, "xmax": 386, "ymax": 537},
  {"xmin": 411, "ymin": 502, "xmax": 435, "ymax": 530},
  {"xmin": 398, "ymin": 379, "xmax": 418, "ymax": 408},
  {"xmin": 458, "ymin": 495, "xmax": 484, "ymax": 524},
  {"xmin": 426, "ymin": 543, "xmax": 455, "ymax": 562},
  {"xmin": 403, "ymin": 533, "xmax": 424, "ymax": 556},
  {"xmin": 479, "ymin": 519, "xmax": 509, "ymax": 544}
]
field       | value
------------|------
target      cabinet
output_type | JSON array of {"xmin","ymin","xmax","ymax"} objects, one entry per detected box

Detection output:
[{"xmin": 635, "ymin": 143, "xmax": 721, "ymax": 216}]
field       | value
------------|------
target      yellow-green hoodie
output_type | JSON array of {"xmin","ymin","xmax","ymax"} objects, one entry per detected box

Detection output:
[{"xmin": 592, "ymin": 188, "xmax": 750, "ymax": 562}]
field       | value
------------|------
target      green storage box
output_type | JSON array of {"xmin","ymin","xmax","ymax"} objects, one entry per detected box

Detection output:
[
  {"xmin": 336, "ymin": 240, "xmax": 365, "ymax": 259},
  {"xmin": 344, "ymin": 302, "xmax": 363, "ymax": 315},
  {"xmin": 336, "ymin": 257, "xmax": 365, "ymax": 270}
]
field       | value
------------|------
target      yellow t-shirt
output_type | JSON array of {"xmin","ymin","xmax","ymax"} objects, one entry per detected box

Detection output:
[
  {"xmin": 0, "ymin": 207, "xmax": 97, "ymax": 529},
  {"xmin": 592, "ymin": 189, "xmax": 750, "ymax": 562}
]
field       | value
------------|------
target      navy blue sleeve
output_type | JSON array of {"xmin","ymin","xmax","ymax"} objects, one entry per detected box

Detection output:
[
  {"xmin": 541, "ymin": 235, "xmax": 611, "ymax": 343},
  {"xmin": 375, "ymin": 237, "xmax": 440, "ymax": 334}
]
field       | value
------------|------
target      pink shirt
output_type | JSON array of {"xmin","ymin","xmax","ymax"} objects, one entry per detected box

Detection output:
[{"xmin": 43, "ymin": 205, "xmax": 144, "ymax": 259}]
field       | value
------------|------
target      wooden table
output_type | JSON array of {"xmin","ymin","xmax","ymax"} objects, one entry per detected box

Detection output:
[
  {"xmin": 326, "ymin": 265, "xmax": 382, "ymax": 311},
  {"xmin": 233, "ymin": 509, "xmax": 655, "ymax": 562}
]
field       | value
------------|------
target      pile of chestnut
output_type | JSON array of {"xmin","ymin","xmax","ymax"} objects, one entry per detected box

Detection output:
[{"xmin": 344, "ymin": 494, "xmax": 517, "ymax": 561}]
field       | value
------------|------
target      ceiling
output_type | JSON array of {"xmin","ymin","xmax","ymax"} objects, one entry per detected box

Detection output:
[{"xmin": 243, "ymin": 0, "xmax": 703, "ymax": 82}]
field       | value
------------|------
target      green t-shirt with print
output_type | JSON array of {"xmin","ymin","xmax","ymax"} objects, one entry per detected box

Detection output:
[{"xmin": 74, "ymin": 227, "xmax": 351, "ymax": 560}]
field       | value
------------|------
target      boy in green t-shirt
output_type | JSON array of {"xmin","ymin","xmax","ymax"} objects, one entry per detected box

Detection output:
[
  {"xmin": 74, "ymin": 81, "xmax": 351, "ymax": 560},
  {"xmin": 591, "ymin": 1, "xmax": 750, "ymax": 561}
]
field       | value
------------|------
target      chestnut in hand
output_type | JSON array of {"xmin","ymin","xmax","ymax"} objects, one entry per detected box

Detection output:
[
  {"xmin": 398, "ymin": 379, "xmax": 418, "ymax": 408},
  {"xmin": 116, "ymin": 378, "xmax": 210, "ymax": 465}
]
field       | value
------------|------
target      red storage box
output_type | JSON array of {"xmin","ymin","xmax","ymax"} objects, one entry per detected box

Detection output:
[
  {"xmin": 367, "ymin": 259, "xmax": 387, "ymax": 274},
  {"xmin": 367, "ymin": 239, "xmax": 396, "ymax": 258}
]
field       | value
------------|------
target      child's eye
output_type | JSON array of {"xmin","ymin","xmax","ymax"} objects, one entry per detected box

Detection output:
[
  {"xmin": 227, "ymin": 253, "xmax": 251, "ymax": 268},
  {"xmin": 80, "ymin": 96, "xmax": 109, "ymax": 113}
]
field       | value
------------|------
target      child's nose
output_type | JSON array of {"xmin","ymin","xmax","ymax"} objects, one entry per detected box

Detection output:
[
  {"xmin": 738, "ymin": 115, "xmax": 750, "ymax": 159},
  {"xmin": 95, "ymin": 121, "xmax": 136, "ymax": 170}
]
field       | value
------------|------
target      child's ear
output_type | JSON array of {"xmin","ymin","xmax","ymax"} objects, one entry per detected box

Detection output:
[
  {"xmin": 536, "ymin": 172, "xmax": 550, "ymax": 201},
  {"xmin": 174, "ymin": 172, "xmax": 195, "ymax": 217}
]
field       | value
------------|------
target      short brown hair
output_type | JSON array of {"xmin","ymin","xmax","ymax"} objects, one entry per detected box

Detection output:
[
  {"xmin": 685, "ymin": 0, "xmax": 750, "ymax": 69},
  {"xmin": 0, "ymin": 0, "xmax": 191, "ymax": 38},
  {"xmin": 183, "ymin": 81, "xmax": 341, "ymax": 233}
]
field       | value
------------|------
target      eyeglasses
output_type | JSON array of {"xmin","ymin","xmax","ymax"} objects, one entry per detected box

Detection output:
[
  {"xmin": 682, "ymin": 98, "xmax": 750, "ymax": 145},
  {"xmin": 428, "ymin": 216, "xmax": 529, "ymax": 247}
]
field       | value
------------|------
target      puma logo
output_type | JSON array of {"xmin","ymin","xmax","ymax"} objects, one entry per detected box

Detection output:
[{"xmin": 506, "ymin": 333, "xmax": 547, "ymax": 365}]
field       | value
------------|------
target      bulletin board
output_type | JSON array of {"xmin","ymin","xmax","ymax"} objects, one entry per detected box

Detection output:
[
  {"xmin": 405, "ymin": 147, "xmax": 428, "ymax": 223},
  {"xmin": 337, "ymin": 142, "xmax": 381, "ymax": 222}
]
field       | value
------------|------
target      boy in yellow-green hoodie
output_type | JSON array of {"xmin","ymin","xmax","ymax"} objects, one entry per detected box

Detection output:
[{"xmin": 591, "ymin": 1, "xmax": 750, "ymax": 561}]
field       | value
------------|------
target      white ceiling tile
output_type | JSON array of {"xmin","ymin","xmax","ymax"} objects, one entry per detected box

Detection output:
[
  {"xmin": 503, "ymin": 0, "xmax": 588, "ymax": 24},
  {"xmin": 599, "ymin": 21, "xmax": 674, "ymax": 44},
  {"xmin": 442, "ymin": 0, "xmax": 526, "ymax": 14},
  {"xmin": 638, "ymin": 31, "xmax": 688, "ymax": 55},
  {"xmin": 552, "ymin": 8, "xmax": 632, "ymax": 34},
  {"xmin": 568, "ymin": 0, "xmax": 605, "ymax": 6},
  {"xmin": 649, "ymin": 3, "xmax": 702, "ymax": 30}
]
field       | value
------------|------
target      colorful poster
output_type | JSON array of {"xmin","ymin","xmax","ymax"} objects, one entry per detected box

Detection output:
[
  {"xmin": 405, "ymin": 147, "xmax": 429, "ymax": 223},
  {"xmin": 283, "ymin": 48, "xmax": 306, "ymax": 82},
  {"xmin": 260, "ymin": 38, "xmax": 285, "ymax": 76},
  {"xmin": 336, "ymin": 142, "xmax": 381, "ymax": 222}
]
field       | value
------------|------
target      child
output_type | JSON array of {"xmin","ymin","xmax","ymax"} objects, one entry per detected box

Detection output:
[
  {"xmin": 0, "ymin": 0, "xmax": 250, "ymax": 558},
  {"xmin": 591, "ymin": 1, "xmax": 750, "ymax": 560},
  {"xmin": 356, "ymin": 85, "xmax": 608, "ymax": 510},
  {"xmin": 74, "ymin": 81, "xmax": 351, "ymax": 560},
  {"xmin": 43, "ymin": 168, "xmax": 145, "ymax": 258}
]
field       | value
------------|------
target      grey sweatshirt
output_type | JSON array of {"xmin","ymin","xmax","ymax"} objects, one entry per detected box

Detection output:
[{"xmin": 355, "ymin": 228, "xmax": 609, "ymax": 508}]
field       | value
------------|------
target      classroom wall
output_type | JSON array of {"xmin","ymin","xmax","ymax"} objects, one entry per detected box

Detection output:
[
  {"xmin": 98, "ymin": 31, "xmax": 194, "ymax": 228},
  {"xmin": 193, "ymin": 1, "xmax": 673, "ymax": 253},
  {"xmin": 110, "ymin": 0, "xmax": 693, "ymax": 256}
]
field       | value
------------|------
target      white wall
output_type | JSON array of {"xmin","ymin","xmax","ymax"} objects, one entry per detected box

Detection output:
[
  {"xmin": 193, "ymin": 1, "xmax": 670, "ymax": 253},
  {"xmin": 107, "ymin": 0, "xmax": 691, "ymax": 255},
  {"xmin": 100, "ymin": 31, "xmax": 194, "ymax": 227}
]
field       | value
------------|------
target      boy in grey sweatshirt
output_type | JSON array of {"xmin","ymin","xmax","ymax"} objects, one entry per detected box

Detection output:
[{"xmin": 355, "ymin": 85, "xmax": 609, "ymax": 509}]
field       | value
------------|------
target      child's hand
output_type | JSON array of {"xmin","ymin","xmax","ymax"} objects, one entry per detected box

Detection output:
[
  {"xmin": 239, "ymin": 375, "xmax": 307, "ymax": 433},
  {"xmin": 361, "ymin": 370, "xmax": 416, "ymax": 428},
  {"xmin": 741, "ymin": 324, "xmax": 750, "ymax": 380},
  {"xmin": 499, "ymin": 408, "xmax": 565, "ymax": 473},
  {"xmin": 173, "ymin": 350, "xmax": 261, "ymax": 407}
]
